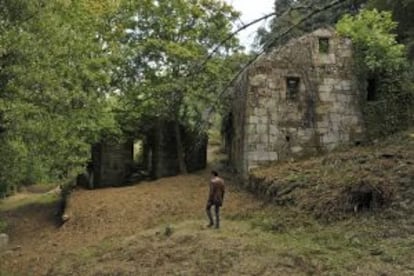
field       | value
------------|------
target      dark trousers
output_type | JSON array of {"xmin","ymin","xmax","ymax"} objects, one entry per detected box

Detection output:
[{"xmin": 206, "ymin": 200, "xmax": 221, "ymax": 228}]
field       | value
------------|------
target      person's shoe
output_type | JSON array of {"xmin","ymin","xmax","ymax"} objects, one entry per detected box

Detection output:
[
  {"xmin": 207, "ymin": 223, "xmax": 214, "ymax": 228},
  {"xmin": 215, "ymin": 224, "xmax": 220, "ymax": 229}
]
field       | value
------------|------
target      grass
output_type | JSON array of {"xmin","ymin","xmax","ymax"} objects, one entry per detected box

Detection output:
[
  {"xmin": 0, "ymin": 219, "xmax": 6, "ymax": 232},
  {"xmin": 47, "ymin": 212, "xmax": 414, "ymax": 275},
  {"xmin": 1, "ymin": 130, "xmax": 413, "ymax": 275},
  {"xmin": 0, "ymin": 192, "xmax": 58, "ymax": 212}
]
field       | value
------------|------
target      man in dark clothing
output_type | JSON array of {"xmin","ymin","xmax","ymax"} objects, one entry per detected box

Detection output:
[{"xmin": 206, "ymin": 170, "xmax": 225, "ymax": 229}]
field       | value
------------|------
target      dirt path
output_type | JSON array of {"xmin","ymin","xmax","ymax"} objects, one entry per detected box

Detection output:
[{"xmin": 0, "ymin": 170, "xmax": 262, "ymax": 275}]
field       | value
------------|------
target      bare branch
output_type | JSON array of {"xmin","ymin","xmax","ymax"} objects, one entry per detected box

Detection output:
[{"xmin": 195, "ymin": 0, "xmax": 346, "ymax": 130}]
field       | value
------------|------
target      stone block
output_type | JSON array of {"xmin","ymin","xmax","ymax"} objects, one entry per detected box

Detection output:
[
  {"xmin": 291, "ymin": 146, "xmax": 303, "ymax": 153},
  {"xmin": 247, "ymin": 151, "xmax": 259, "ymax": 161},
  {"xmin": 323, "ymin": 78, "xmax": 338, "ymax": 86},
  {"xmin": 318, "ymin": 84, "xmax": 331, "ymax": 93},
  {"xmin": 0, "ymin": 233, "xmax": 9, "ymax": 250},
  {"xmin": 257, "ymin": 124, "xmax": 267, "ymax": 134},
  {"xmin": 322, "ymin": 134, "xmax": 340, "ymax": 145},
  {"xmin": 268, "ymin": 81, "xmax": 277, "ymax": 90},
  {"xmin": 269, "ymin": 125, "xmax": 279, "ymax": 135},
  {"xmin": 247, "ymin": 124, "xmax": 257, "ymax": 134},
  {"xmin": 335, "ymin": 94, "xmax": 352, "ymax": 103},
  {"xmin": 268, "ymin": 152, "xmax": 278, "ymax": 160},
  {"xmin": 250, "ymin": 74, "xmax": 267, "ymax": 87},
  {"xmin": 324, "ymin": 143, "xmax": 337, "ymax": 151},
  {"xmin": 249, "ymin": 116, "xmax": 259, "ymax": 124},
  {"xmin": 248, "ymin": 151, "xmax": 268, "ymax": 161},
  {"xmin": 319, "ymin": 92, "xmax": 333, "ymax": 102},
  {"xmin": 258, "ymin": 116, "xmax": 268, "ymax": 124},
  {"xmin": 340, "ymin": 80, "xmax": 352, "ymax": 91},
  {"xmin": 253, "ymin": 107, "xmax": 267, "ymax": 117},
  {"xmin": 248, "ymin": 134, "xmax": 260, "ymax": 144},
  {"xmin": 318, "ymin": 127, "xmax": 328, "ymax": 134},
  {"xmin": 262, "ymin": 133, "xmax": 271, "ymax": 143},
  {"xmin": 338, "ymin": 47, "xmax": 352, "ymax": 57}
]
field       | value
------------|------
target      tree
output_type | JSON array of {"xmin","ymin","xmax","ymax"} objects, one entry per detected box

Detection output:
[
  {"xmin": 336, "ymin": 9, "xmax": 406, "ymax": 74},
  {"xmin": 114, "ymin": 0, "xmax": 243, "ymax": 173},
  {"xmin": 337, "ymin": 9, "xmax": 412, "ymax": 136},
  {"xmin": 367, "ymin": 0, "xmax": 414, "ymax": 61},
  {"xmin": 255, "ymin": 0, "xmax": 367, "ymax": 50},
  {"xmin": 0, "ymin": 0, "xmax": 120, "ymax": 194}
]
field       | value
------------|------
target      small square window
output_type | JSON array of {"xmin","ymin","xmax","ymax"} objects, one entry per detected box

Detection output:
[
  {"xmin": 319, "ymin": 37, "xmax": 330, "ymax": 54},
  {"xmin": 286, "ymin": 77, "xmax": 300, "ymax": 100}
]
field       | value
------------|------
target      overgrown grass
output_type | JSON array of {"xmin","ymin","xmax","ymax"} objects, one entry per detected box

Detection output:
[
  {"xmin": 0, "ymin": 193, "xmax": 58, "ymax": 212},
  {"xmin": 0, "ymin": 219, "xmax": 7, "ymax": 232},
  {"xmin": 49, "ymin": 215, "xmax": 414, "ymax": 275},
  {"xmin": 229, "ymin": 210, "xmax": 414, "ymax": 274}
]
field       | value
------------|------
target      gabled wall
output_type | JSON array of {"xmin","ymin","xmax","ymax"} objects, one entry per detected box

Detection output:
[{"xmin": 229, "ymin": 28, "xmax": 365, "ymax": 179}]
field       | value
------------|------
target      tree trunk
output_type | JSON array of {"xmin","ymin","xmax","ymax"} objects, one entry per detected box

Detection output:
[{"xmin": 174, "ymin": 119, "xmax": 187, "ymax": 174}]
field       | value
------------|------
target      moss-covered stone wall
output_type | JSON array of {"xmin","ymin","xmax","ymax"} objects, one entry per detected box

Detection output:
[{"xmin": 229, "ymin": 28, "xmax": 365, "ymax": 179}]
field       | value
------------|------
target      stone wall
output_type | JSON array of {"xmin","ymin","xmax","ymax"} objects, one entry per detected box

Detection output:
[
  {"xmin": 92, "ymin": 140, "xmax": 133, "ymax": 188},
  {"xmin": 144, "ymin": 120, "xmax": 207, "ymax": 179},
  {"xmin": 230, "ymin": 28, "xmax": 365, "ymax": 179}
]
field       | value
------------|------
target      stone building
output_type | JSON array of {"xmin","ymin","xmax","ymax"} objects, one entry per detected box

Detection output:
[
  {"xmin": 89, "ymin": 121, "xmax": 207, "ymax": 188},
  {"xmin": 143, "ymin": 120, "xmax": 207, "ymax": 179},
  {"xmin": 226, "ymin": 28, "xmax": 365, "ymax": 179},
  {"xmin": 91, "ymin": 140, "xmax": 134, "ymax": 188}
]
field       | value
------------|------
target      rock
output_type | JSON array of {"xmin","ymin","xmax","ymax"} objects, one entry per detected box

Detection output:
[
  {"xmin": 12, "ymin": 245, "xmax": 22, "ymax": 251},
  {"xmin": 164, "ymin": 225, "xmax": 174, "ymax": 237},
  {"xmin": 0, "ymin": 233, "xmax": 9, "ymax": 250},
  {"xmin": 61, "ymin": 213, "xmax": 70, "ymax": 223},
  {"xmin": 370, "ymin": 248, "xmax": 383, "ymax": 256}
]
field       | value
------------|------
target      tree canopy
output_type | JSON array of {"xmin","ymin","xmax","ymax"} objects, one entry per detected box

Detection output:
[
  {"xmin": 0, "ymin": 0, "xmax": 246, "ymax": 193},
  {"xmin": 336, "ymin": 9, "xmax": 406, "ymax": 74}
]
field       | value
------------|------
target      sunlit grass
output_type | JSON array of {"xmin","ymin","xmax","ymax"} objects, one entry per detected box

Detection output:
[{"xmin": 0, "ymin": 193, "xmax": 58, "ymax": 212}]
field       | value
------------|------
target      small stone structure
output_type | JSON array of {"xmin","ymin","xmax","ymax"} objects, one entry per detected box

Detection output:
[
  {"xmin": 0, "ymin": 233, "xmax": 9, "ymax": 250},
  {"xmin": 90, "ymin": 121, "xmax": 207, "ymax": 188},
  {"xmin": 143, "ymin": 121, "xmax": 207, "ymax": 178},
  {"xmin": 227, "ymin": 28, "xmax": 365, "ymax": 179},
  {"xmin": 91, "ymin": 140, "xmax": 133, "ymax": 188}
]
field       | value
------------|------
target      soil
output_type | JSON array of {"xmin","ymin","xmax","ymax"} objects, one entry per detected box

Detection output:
[
  {"xmin": 0, "ymin": 170, "xmax": 262, "ymax": 275},
  {"xmin": 0, "ymin": 132, "xmax": 413, "ymax": 275}
]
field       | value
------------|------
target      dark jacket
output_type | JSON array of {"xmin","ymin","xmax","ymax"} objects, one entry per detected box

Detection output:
[{"xmin": 209, "ymin": 177, "xmax": 225, "ymax": 205}]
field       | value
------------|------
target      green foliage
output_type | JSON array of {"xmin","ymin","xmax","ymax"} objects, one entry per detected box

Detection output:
[
  {"xmin": 0, "ymin": 0, "xmax": 246, "ymax": 191},
  {"xmin": 336, "ymin": 9, "xmax": 413, "ymax": 137},
  {"xmin": 0, "ymin": 219, "xmax": 6, "ymax": 232},
  {"xmin": 368, "ymin": 0, "xmax": 414, "ymax": 61},
  {"xmin": 256, "ymin": 0, "xmax": 366, "ymax": 50},
  {"xmin": 336, "ymin": 9, "xmax": 406, "ymax": 74},
  {"xmin": 114, "ymin": 0, "xmax": 245, "ymax": 131},
  {"xmin": 0, "ymin": 0, "xmax": 121, "ymax": 192}
]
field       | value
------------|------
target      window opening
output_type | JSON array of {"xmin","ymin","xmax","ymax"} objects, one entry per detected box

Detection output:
[
  {"xmin": 319, "ymin": 37, "xmax": 330, "ymax": 54},
  {"xmin": 286, "ymin": 77, "xmax": 300, "ymax": 100}
]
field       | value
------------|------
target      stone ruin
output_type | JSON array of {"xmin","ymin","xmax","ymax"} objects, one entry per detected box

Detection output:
[
  {"xmin": 88, "ymin": 121, "xmax": 207, "ymax": 188},
  {"xmin": 225, "ymin": 28, "xmax": 365, "ymax": 179}
]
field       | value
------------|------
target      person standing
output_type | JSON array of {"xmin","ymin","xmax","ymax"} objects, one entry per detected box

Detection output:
[{"xmin": 206, "ymin": 170, "xmax": 225, "ymax": 229}]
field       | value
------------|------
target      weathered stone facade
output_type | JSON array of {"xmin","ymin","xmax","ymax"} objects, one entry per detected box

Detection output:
[
  {"xmin": 144, "ymin": 121, "xmax": 207, "ymax": 178},
  {"xmin": 91, "ymin": 140, "xmax": 134, "ymax": 188},
  {"xmin": 228, "ymin": 28, "xmax": 365, "ymax": 179},
  {"xmin": 89, "ymin": 121, "xmax": 208, "ymax": 188}
]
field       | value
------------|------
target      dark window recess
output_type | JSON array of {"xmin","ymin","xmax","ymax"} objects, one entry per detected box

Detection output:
[
  {"xmin": 319, "ymin": 37, "xmax": 330, "ymax": 54},
  {"xmin": 367, "ymin": 78, "xmax": 377, "ymax": 101},
  {"xmin": 286, "ymin": 77, "xmax": 300, "ymax": 100}
]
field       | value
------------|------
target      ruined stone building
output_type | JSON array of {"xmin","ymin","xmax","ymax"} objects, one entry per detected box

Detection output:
[
  {"xmin": 226, "ymin": 28, "xmax": 365, "ymax": 179},
  {"xmin": 90, "ymin": 121, "xmax": 207, "ymax": 188}
]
